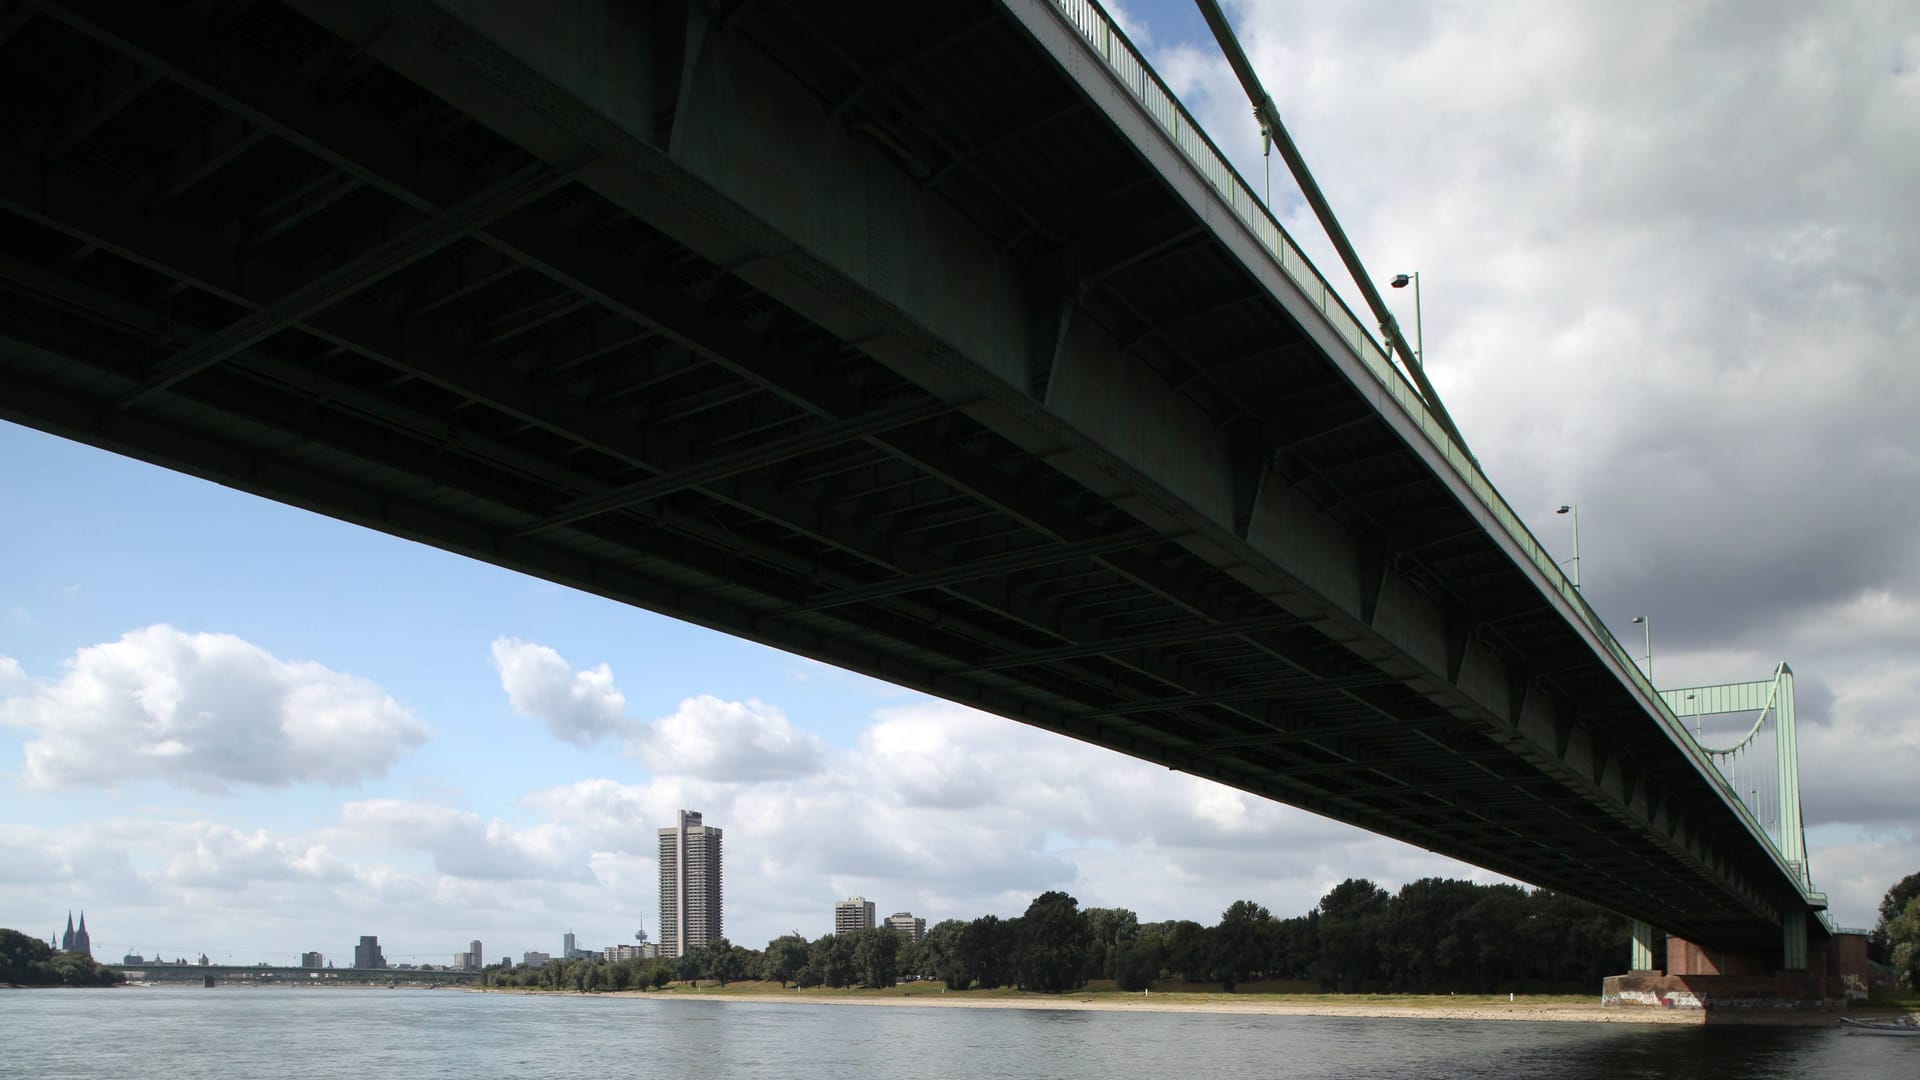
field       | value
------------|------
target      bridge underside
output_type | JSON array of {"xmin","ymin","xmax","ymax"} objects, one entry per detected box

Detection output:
[{"xmin": 0, "ymin": 0, "xmax": 1812, "ymax": 952}]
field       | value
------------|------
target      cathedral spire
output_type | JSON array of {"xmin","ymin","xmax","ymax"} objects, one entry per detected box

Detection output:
[{"xmin": 62, "ymin": 911, "xmax": 74, "ymax": 952}]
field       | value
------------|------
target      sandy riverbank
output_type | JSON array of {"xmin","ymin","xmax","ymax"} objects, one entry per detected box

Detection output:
[
  {"xmin": 545, "ymin": 987, "xmax": 1868, "ymax": 1027},
  {"xmin": 634, "ymin": 990, "xmax": 1697, "ymax": 1024}
]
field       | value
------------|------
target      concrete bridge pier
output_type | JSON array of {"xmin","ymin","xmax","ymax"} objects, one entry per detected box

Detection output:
[{"xmin": 1603, "ymin": 914, "xmax": 1870, "ymax": 1011}]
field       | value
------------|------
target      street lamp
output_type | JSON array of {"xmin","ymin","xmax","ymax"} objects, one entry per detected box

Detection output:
[
  {"xmin": 1685, "ymin": 692, "xmax": 1701, "ymax": 739},
  {"xmin": 1389, "ymin": 272, "xmax": 1422, "ymax": 368},
  {"xmin": 1631, "ymin": 616, "xmax": 1652, "ymax": 684},
  {"xmin": 1555, "ymin": 504, "xmax": 1579, "ymax": 589}
]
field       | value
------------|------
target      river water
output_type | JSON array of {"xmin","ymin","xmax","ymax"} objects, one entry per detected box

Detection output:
[{"xmin": 1, "ymin": 988, "xmax": 1907, "ymax": 1079}]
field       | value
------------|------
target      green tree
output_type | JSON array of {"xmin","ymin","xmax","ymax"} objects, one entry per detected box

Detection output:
[
  {"xmin": 1016, "ymin": 891, "xmax": 1090, "ymax": 993},
  {"xmin": 762, "ymin": 934, "xmax": 810, "ymax": 988},
  {"xmin": 0, "ymin": 929, "xmax": 121, "ymax": 987},
  {"xmin": 687, "ymin": 937, "xmax": 745, "ymax": 986},
  {"xmin": 60, "ymin": 950, "xmax": 122, "ymax": 987},
  {"xmin": 1315, "ymin": 878, "xmax": 1389, "ymax": 992},
  {"xmin": 1160, "ymin": 919, "xmax": 1210, "ymax": 981},
  {"xmin": 1112, "ymin": 930, "xmax": 1164, "ymax": 991},
  {"xmin": 0, "ymin": 928, "xmax": 57, "ymax": 986},
  {"xmin": 1517, "ymin": 889, "xmax": 1627, "ymax": 990},
  {"xmin": 896, "ymin": 936, "xmax": 924, "ymax": 979},
  {"xmin": 1214, "ymin": 900, "xmax": 1277, "ymax": 991},
  {"xmin": 919, "ymin": 919, "xmax": 970, "ymax": 989},
  {"xmin": 804, "ymin": 934, "xmax": 856, "ymax": 988},
  {"xmin": 1872, "ymin": 871, "xmax": 1920, "ymax": 963},
  {"xmin": 1460, "ymin": 884, "xmax": 1529, "ymax": 991},
  {"xmin": 1380, "ymin": 878, "xmax": 1479, "ymax": 991},
  {"xmin": 1889, "ymin": 896, "xmax": 1920, "ymax": 991},
  {"xmin": 1273, "ymin": 912, "xmax": 1319, "ymax": 980},
  {"xmin": 958, "ymin": 915, "xmax": 1011, "ymax": 990},
  {"xmin": 1082, "ymin": 907, "xmax": 1140, "ymax": 981},
  {"xmin": 851, "ymin": 928, "xmax": 900, "ymax": 988}
]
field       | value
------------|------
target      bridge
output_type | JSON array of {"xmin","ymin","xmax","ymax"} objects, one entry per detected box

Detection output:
[
  {"xmin": 108, "ymin": 963, "xmax": 480, "ymax": 986},
  {"xmin": 0, "ymin": 0, "xmax": 1841, "ymax": 985}
]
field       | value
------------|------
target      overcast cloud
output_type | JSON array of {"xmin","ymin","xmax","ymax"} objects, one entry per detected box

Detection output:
[{"xmin": 1136, "ymin": 0, "xmax": 1920, "ymax": 893}]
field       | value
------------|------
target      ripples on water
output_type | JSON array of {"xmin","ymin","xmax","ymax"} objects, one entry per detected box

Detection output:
[{"xmin": 0, "ymin": 987, "xmax": 1906, "ymax": 1079}]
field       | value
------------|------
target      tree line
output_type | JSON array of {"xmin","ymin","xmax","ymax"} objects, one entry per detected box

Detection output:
[
  {"xmin": 485, "ymin": 870, "xmax": 1920, "ymax": 997},
  {"xmin": 1873, "ymin": 871, "xmax": 1920, "ymax": 991},
  {"xmin": 486, "ymin": 877, "xmax": 1639, "ymax": 995},
  {"xmin": 0, "ymin": 928, "xmax": 123, "ymax": 987},
  {"xmin": 900, "ymin": 881, "xmax": 1634, "ymax": 994}
]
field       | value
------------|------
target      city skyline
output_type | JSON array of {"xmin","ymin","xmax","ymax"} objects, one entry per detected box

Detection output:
[
  {"xmin": 4, "ymin": 0, "xmax": 1916, "ymax": 963},
  {"xmin": 30, "ymin": 894, "xmax": 938, "ymax": 971}
]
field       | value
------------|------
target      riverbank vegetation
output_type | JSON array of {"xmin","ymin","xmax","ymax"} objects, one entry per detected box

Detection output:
[
  {"xmin": 1872, "ymin": 872, "xmax": 1920, "ymax": 991},
  {"xmin": 483, "ymin": 869, "xmax": 1920, "ymax": 1000},
  {"xmin": 487, "ymin": 877, "xmax": 1630, "ymax": 996},
  {"xmin": 0, "ymin": 928, "xmax": 124, "ymax": 987}
]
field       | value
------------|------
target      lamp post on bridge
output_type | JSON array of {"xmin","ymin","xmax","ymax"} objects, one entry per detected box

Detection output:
[
  {"xmin": 1555, "ymin": 504, "xmax": 1580, "ymax": 589},
  {"xmin": 1631, "ymin": 615, "xmax": 1652, "ymax": 685},
  {"xmin": 1389, "ymin": 272, "xmax": 1422, "ymax": 369}
]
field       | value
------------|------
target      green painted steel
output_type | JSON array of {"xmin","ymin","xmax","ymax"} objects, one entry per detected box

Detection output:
[
  {"xmin": 1776, "ymin": 665, "xmax": 1805, "ymax": 880},
  {"xmin": 1783, "ymin": 903, "xmax": 1808, "ymax": 970},
  {"xmin": 1661, "ymin": 663, "xmax": 1811, "ymax": 968},
  {"xmin": 1660, "ymin": 681, "xmax": 1774, "ymax": 717},
  {"xmin": 1661, "ymin": 664, "xmax": 1806, "ymax": 886},
  {"xmin": 1048, "ymin": 0, "xmax": 1820, "ymax": 917},
  {"xmin": 1630, "ymin": 919, "xmax": 1655, "ymax": 970}
]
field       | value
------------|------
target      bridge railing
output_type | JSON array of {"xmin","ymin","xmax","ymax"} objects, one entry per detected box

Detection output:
[{"xmin": 1046, "ymin": 0, "xmax": 1807, "ymax": 885}]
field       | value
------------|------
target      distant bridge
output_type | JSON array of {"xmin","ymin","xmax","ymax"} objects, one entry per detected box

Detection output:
[
  {"xmin": 0, "ymin": 0, "xmax": 1832, "ymax": 972},
  {"xmin": 108, "ymin": 964, "xmax": 481, "ymax": 985}
]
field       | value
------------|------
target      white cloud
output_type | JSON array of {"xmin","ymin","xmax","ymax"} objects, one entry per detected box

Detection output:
[
  {"xmin": 629, "ymin": 695, "xmax": 825, "ymax": 781},
  {"xmin": 508, "ymin": 699, "xmax": 1501, "ymax": 948},
  {"xmin": 490, "ymin": 637, "xmax": 633, "ymax": 745},
  {"xmin": 488, "ymin": 638, "xmax": 824, "ymax": 780},
  {"xmin": 10, "ymin": 690, "xmax": 1906, "ymax": 962},
  {"xmin": 338, "ymin": 798, "xmax": 587, "ymax": 882},
  {"xmin": 161, "ymin": 823, "xmax": 352, "ymax": 890},
  {"xmin": 0, "ymin": 625, "xmax": 429, "ymax": 792}
]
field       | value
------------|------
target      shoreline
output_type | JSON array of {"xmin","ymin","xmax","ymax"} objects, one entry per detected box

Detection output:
[{"xmin": 480, "ymin": 986, "xmax": 1869, "ymax": 1027}]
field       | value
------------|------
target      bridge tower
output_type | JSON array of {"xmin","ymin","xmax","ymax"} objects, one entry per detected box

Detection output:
[
  {"xmin": 1605, "ymin": 663, "xmax": 1865, "ymax": 1011},
  {"xmin": 1658, "ymin": 662, "xmax": 1811, "ymax": 970}
]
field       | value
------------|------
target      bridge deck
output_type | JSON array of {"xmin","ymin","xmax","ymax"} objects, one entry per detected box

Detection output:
[{"xmin": 0, "ymin": 0, "xmax": 1812, "ymax": 952}]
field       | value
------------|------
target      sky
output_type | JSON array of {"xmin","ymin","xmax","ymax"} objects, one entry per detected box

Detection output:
[{"xmin": 4, "ymin": 0, "xmax": 1918, "ymax": 967}]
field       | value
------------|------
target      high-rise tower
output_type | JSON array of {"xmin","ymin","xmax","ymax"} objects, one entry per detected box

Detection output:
[
  {"xmin": 835, "ymin": 897, "xmax": 876, "ymax": 936},
  {"xmin": 657, "ymin": 810, "xmax": 722, "ymax": 959}
]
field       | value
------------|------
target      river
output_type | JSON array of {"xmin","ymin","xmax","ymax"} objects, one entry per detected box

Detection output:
[{"xmin": 1, "ymin": 987, "xmax": 1907, "ymax": 1078}]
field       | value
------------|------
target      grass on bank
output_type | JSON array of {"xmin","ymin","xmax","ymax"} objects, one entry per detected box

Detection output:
[{"xmin": 1863, "ymin": 986, "xmax": 1920, "ymax": 1011}]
